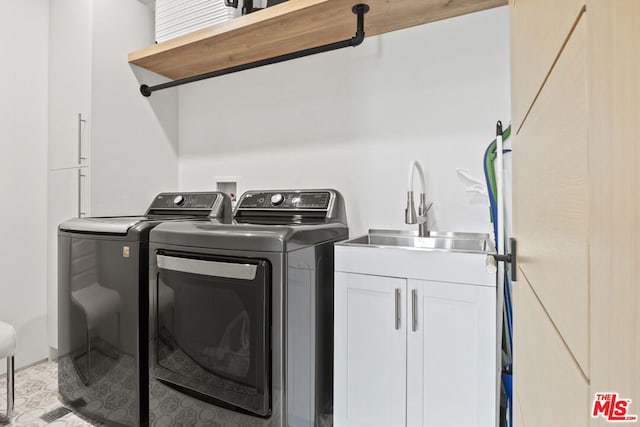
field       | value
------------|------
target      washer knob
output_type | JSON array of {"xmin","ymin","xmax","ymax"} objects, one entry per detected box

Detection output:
[
  {"xmin": 173, "ymin": 195, "xmax": 185, "ymax": 206},
  {"xmin": 270, "ymin": 193, "xmax": 285, "ymax": 206}
]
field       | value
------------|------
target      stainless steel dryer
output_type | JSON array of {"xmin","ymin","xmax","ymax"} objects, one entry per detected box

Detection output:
[
  {"xmin": 57, "ymin": 192, "xmax": 231, "ymax": 427},
  {"xmin": 148, "ymin": 189, "xmax": 348, "ymax": 427}
]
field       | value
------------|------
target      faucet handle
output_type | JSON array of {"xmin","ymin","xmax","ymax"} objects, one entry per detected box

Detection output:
[
  {"xmin": 418, "ymin": 198, "xmax": 433, "ymax": 215},
  {"xmin": 418, "ymin": 192, "xmax": 432, "ymax": 213},
  {"xmin": 416, "ymin": 201, "xmax": 433, "ymax": 224}
]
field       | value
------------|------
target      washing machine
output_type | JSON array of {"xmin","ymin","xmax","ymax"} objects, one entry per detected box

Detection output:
[
  {"xmin": 148, "ymin": 189, "xmax": 348, "ymax": 427},
  {"xmin": 57, "ymin": 192, "xmax": 232, "ymax": 427}
]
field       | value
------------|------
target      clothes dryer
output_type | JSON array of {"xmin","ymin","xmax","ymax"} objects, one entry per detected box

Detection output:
[{"xmin": 148, "ymin": 189, "xmax": 348, "ymax": 426}]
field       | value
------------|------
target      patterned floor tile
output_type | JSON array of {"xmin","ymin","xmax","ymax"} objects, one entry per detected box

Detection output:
[
  {"xmin": 0, "ymin": 360, "xmax": 100, "ymax": 427},
  {"xmin": 1, "ymin": 359, "xmax": 313, "ymax": 427}
]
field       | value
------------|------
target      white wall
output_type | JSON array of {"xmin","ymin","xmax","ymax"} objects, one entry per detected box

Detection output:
[
  {"xmin": 0, "ymin": 0, "xmax": 50, "ymax": 371},
  {"xmin": 91, "ymin": 0, "xmax": 179, "ymax": 216},
  {"xmin": 178, "ymin": 7, "xmax": 510, "ymax": 237}
]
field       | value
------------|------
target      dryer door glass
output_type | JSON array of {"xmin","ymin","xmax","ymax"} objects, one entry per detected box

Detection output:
[{"xmin": 153, "ymin": 252, "xmax": 271, "ymax": 417}]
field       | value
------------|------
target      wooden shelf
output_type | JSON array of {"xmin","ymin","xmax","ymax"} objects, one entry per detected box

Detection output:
[{"xmin": 129, "ymin": 0, "xmax": 506, "ymax": 81}]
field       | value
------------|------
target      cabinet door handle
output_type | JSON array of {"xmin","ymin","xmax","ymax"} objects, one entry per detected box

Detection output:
[
  {"xmin": 78, "ymin": 113, "xmax": 87, "ymax": 164},
  {"xmin": 78, "ymin": 169, "xmax": 86, "ymax": 218},
  {"xmin": 412, "ymin": 289, "xmax": 418, "ymax": 332},
  {"xmin": 395, "ymin": 288, "xmax": 401, "ymax": 330}
]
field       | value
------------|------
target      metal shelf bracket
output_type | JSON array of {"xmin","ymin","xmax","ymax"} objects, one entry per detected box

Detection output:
[{"xmin": 139, "ymin": 3, "xmax": 370, "ymax": 97}]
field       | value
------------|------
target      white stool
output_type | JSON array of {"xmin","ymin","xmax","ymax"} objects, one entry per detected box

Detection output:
[{"xmin": 0, "ymin": 321, "xmax": 16, "ymax": 419}]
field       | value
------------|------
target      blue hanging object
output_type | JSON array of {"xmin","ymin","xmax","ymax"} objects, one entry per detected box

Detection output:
[{"xmin": 483, "ymin": 125, "xmax": 513, "ymax": 427}]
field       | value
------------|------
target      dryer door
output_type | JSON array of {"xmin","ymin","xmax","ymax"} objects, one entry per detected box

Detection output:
[{"xmin": 153, "ymin": 251, "xmax": 271, "ymax": 417}]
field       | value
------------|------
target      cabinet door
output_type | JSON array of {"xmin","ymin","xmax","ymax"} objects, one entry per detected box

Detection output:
[
  {"xmin": 334, "ymin": 272, "xmax": 407, "ymax": 427},
  {"xmin": 407, "ymin": 280, "xmax": 496, "ymax": 427},
  {"xmin": 49, "ymin": 0, "xmax": 91, "ymax": 170}
]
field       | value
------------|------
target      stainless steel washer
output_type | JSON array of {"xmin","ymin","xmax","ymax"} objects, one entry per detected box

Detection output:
[
  {"xmin": 58, "ymin": 192, "xmax": 231, "ymax": 427},
  {"xmin": 148, "ymin": 189, "xmax": 348, "ymax": 426}
]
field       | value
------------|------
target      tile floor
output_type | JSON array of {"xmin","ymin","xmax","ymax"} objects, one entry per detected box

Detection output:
[
  {"xmin": 0, "ymin": 360, "xmax": 277, "ymax": 427},
  {"xmin": 0, "ymin": 360, "xmax": 331, "ymax": 427},
  {"xmin": 0, "ymin": 360, "xmax": 100, "ymax": 426}
]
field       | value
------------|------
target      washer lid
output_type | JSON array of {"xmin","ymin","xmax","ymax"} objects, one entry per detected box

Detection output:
[
  {"xmin": 59, "ymin": 216, "xmax": 148, "ymax": 234},
  {"xmin": 150, "ymin": 219, "xmax": 349, "ymax": 252}
]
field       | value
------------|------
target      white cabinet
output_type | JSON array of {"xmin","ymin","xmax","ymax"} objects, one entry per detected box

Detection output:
[
  {"xmin": 49, "ymin": 0, "xmax": 91, "ymax": 171},
  {"xmin": 47, "ymin": 0, "xmax": 93, "ymax": 354},
  {"xmin": 48, "ymin": 0, "xmax": 92, "ymax": 217},
  {"xmin": 334, "ymin": 241, "xmax": 496, "ymax": 427}
]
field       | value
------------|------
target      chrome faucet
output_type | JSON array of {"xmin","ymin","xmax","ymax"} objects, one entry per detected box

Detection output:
[{"xmin": 405, "ymin": 160, "xmax": 433, "ymax": 237}]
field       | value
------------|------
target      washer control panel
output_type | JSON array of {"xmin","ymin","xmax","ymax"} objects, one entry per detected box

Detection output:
[
  {"xmin": 150, "ymin": 193, "xmax": 218, "ymax": 210},
  {"xmin": 239, "ymin": 191, "xmax": 331, "ymax": 210}
]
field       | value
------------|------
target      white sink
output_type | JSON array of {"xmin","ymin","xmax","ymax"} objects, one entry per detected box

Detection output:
[
  {"xmin": 340, "ymin": 229, "xmax": 494, "ymax": 254},
  {"xmin": 335, "ymin": 229, "xmax": 496, "ymax": 286}
]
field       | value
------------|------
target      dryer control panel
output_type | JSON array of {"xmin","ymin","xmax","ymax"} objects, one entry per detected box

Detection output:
[{"xmin": 238, "ymin": 191, "xmax": 331, "ymax": 210}]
